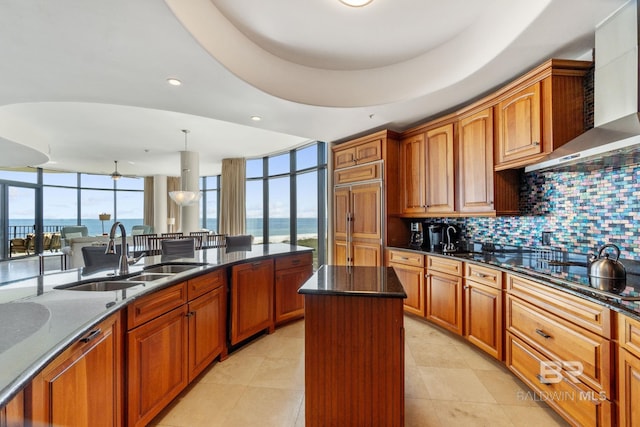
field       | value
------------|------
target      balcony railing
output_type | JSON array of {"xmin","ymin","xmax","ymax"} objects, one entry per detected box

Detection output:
[{"xmin": 7, "ymin": 225, "xmax": 65, "ymax": 258}]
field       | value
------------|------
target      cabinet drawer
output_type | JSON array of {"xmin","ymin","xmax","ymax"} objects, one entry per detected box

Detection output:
[
  {"xmin": 618, "ymin": 312, "xmax": 640, "ymax": 359},
  {"xmin": 427, "ymin": 256, "xmax": 462, "ymax": 276},
  {"xmin": 334, "ymin": 162, "xmax": 382, "ymax": 185},
  {"xmin": 507, "ymin": 273, "xmax": 612, "ymax": 338},
  {"xmin": 128, "ymin": 283, "xmax": 187, "ymax": 330},
  {"xmin": 275, "ymin": 252, "xmax": 313, "ymax": 271},
  {"xmin": 465, "ymin": 263, "xmax": 502, "ymax": 289},
  {"xmin": 506, "ymin": 333, "xmax": 612, "ymax": 427},
  {"xmin": 506, "ymin": 295, "xmax": 611, "ymax": 396},
  {"xmin": 387, "ymin": 249, "xmax": 424, "ymax": 268},
  {"xmin": 187, "ymin": 269, "xmax": 225, "ymax": 301}
]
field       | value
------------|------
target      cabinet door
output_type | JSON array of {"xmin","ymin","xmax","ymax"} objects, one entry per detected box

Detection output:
[
  {"xmin": 188, "ymin": 286, "xmax": 226, "ymax": 382},
  {"xmin": 401, "ymin": 134, "xmax": 426, "ymax": 213},
  {"xmin": 127, "ymin": 306, "xmax": 188, "ymax": 427},
  {"xmin": 425, "ymin": 124, "xmax": 455, "ymax": 213},
  {"xmin": 275, "ymin": 263, "xmax": 313, "ymax": 325},
  {"xmin": 350, "ymin": 182, "xmax": 382, "ymax": 240},
  {"xmin": 333, "ymin": 146, "xmax": 356, "ymax": 169},
  {"xmin": 426, "ymin": 270, "xmax": 462, "ymax": 335},
  {"xmin": 333, "ymin": 186, "xmax": 350, "ymax": 241},
  {"xmin": 354, "ymin": 138, "xmax": 382, "ymax": 164},
  {"xmin": 465, "ymin": 280, "xmax": 502, "ymax": 359},
  {"xmin": 496, "ymin": 82, "xmax": 542, "ymax": 165},
  {"xmin": 231, "ymin": 259, "xmax": 275, "ymax": 345},
  {"xmin": 31, "ymin": 314, "xmax": 122, "ymax": 427},
  {"xmin": 352, "ymin": 242, "xmax": 381, "ymax": 267},
  {"xmin": 333, "ymin": 240, "xmax": 348, "ymax": 265},
  {"xmin": 458, "ymin": 108, "xmax": 495, "ymax": 213},
  {"xmin": 390, "ymin": 264, "xmax": 425, "ymax": 317},
  {"xmin": 1, "ymin": 390, "xmax": 23, "ymax": 427},
  {"xmin": 619, "ymin": 348, "xmax": 640, "ymax": 427}
]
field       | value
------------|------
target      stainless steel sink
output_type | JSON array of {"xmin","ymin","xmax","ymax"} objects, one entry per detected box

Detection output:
[
  {"xmin": 59, "ymin": 280, "xmax": 146, "ymax": 292},
  {"xmin": 143, "ymin": 264, "xmax": 201, "ymax": 274},
  {"xmin": 126, "ymin": 273, "xmax": 173, "ymax": 282}
]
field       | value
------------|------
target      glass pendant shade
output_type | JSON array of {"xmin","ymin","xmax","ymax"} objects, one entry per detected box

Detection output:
[{"xmin": 169, "ymin": 190, "xmax": 201, "ymax": 206}]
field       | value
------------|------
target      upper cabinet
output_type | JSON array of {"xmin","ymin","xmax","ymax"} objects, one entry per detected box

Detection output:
[
  {"xmin": 333, "ymin": 137, "xmax": 382, "ymax": 169},
  {"xmin": 401, "ymin": 121, "xmax": 455, "ymax": 215},
  {"xmin": 494, "ymin": 59, "xmax": 592, "ymax": 170}
]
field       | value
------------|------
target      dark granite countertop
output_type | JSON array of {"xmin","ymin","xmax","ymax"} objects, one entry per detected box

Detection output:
[
  {"xmin": 298, "ymin": 265, "xmax": 407, "ymax": 298},
  {"xmin": 388, "ymin": 245, "xmax": 640, "ymax": 322},
  {"xmin": 0, "ymin": 243, "xmax": 313, "ymax": 407}
]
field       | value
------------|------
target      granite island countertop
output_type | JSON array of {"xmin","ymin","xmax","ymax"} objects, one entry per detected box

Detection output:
[
  {"xmin": 0, "ymin": 243, "xmax": 313, "ymax": 407},
  {"xmin": 298, "ymin": 265, "xmax": 407, "ymax": 298}
]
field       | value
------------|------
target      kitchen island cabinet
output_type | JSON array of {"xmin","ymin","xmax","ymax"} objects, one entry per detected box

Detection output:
[
  {"xmin": 299, "ymin": 266, "xmax": 406, "ymax": 427},
  {"xmin": 30, "ymin": 313, "xmax": 122, "ymax": 427},
  {"xmin": 274, "ymin": 252, "xmax": 313, "ymax": 325}
]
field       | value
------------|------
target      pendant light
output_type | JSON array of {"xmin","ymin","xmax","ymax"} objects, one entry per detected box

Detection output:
[
  {"xmin": 169, "ymin": 130, "xmax": 202, "ymax": 206},
  {"xmin": 110, "ymin": 160, "xmax": 122, "ymax": 180}
]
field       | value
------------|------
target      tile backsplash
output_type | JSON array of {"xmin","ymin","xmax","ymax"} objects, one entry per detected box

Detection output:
[{"xmin": 440, "ymin": 163, "xmax": 640, "ymax": 260}]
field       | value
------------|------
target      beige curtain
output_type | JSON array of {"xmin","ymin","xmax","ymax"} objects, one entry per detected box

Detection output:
[
  {"xmin": 219, "ymin": 158, "xmax": 246, "ymax": 235},
  {"xmin": 143, "ymin": 176, "xmax": 154, "ymax": 227},
  {"xmin": 167, "ymin": 176, "xmax": 181, "ymax": 232}
]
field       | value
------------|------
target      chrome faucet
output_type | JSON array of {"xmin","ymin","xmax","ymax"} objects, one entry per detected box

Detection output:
[{"xmin": 105, "ymin": 221, "xmax": 144, "ymax": 275}]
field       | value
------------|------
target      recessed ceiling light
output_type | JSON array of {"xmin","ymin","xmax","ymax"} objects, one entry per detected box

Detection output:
[
  {"xmin": 167, "ymin": 78, "xmax": 182, "ymax": 86},
  {"xmin": 339, "ymin": 0, "xmax": 373, "ymax": 7},
  {"xmin": 251, "ymin": 116, "xmax": 262, "ymax": 121}
]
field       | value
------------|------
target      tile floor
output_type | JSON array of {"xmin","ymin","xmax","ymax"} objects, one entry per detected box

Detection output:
[{"xmin": 150, "ymin": 315, "xmax": 569, "ymax": 427}]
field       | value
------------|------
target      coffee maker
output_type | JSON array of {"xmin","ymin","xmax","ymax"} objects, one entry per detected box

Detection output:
[
  {"xmin": 427, "ymin": 224, "xmax": 443, "ymax": 252},
  {"xmin": 409, "ymin": 221, "xmax": 424, "ymax": 249}
]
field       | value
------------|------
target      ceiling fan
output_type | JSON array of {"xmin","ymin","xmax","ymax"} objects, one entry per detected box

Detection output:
[{"xmin": 109, "ymin": 160, "xmax": 138, "ymax": 180}]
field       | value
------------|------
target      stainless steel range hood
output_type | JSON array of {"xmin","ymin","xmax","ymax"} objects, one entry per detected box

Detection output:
[{"xmin": 526, "ymin": 0, "xmax": 640, "ymax": 172}]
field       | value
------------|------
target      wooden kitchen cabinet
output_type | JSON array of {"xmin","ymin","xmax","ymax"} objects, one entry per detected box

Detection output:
[
  {"xmin": 188, "ymin": 285, "xmax": 226, "ymax": 381},
  {"xmin": 333, "ymin": 137, "xmax": 382, "ymax": 169},
  {"xmin": 127, "ymin": 305, "xmax": 188, "ymax": 427},
  {"xmin": 333, "ymin": 180, "xmax": 382, "ymax": 266},
  {"xmin": 1, "ymin": 391, "xmax": 23, "ymax": 427},
  {"xmin": 494, "ymin": 59, "xmax": 591, "ymax": 170},
  {"xmin": 275, "ymin": 252, "xmax": 313, "ymax": 325},
  {"xmin": 618, "ymin": 313, "xmax": 640, "ymax": 426},
  {"xmin": 30, "ymin": 313, "xmax": 122, "ymax": 427},
  {"xmin": 426, "ymin": 256, "xmax": 463, "ymax": 335},
  {"xmin": 400, "ymin": 122, "xmax": 455, "ymax": 215},
  {"xmin": 505, "ymin": 273, "xmax": 613, "ymax": 426},
  {"xmin": 464, "ymin": 263, "xmax": 503, "ymax": 360},
  {"xmin": 230, "ymin": 259, "xmax": 275, "ymax": 345},
  {"xmin": 386, "ymin": 249, "xmax": 425, "ymax": 316}
]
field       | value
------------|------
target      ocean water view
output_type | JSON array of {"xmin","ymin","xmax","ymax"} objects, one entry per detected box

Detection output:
[{"xmin": 8, "ymin": 218, "xmax": 320, "ymax": 239}]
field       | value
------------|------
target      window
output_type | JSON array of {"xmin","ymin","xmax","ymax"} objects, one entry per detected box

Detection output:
[
  {"xmin": 246, "ymin": 142, "xmax": 327, "ymax": 267},
  {"xmin": 203, "ymin": 176, "xmax": 219, "ymax": 232}
]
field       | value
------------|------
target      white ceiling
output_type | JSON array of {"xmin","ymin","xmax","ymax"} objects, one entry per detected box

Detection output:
[{"xmin": 0, "ymin": 0, "xmax": 629, "ymax": 177}]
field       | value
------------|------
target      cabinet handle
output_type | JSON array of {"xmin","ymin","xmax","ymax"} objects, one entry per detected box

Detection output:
[
  {"xmin": 474, "ymin": 272, "xmax": 486, "ymax": 278},
  {"xmin": 186, "ymin": 311, "xmax": 195, "ymax": 318},
  {"xmin": 535, "ymin": 329, "xmax": 552, "ymax": 339},
  {"xmin": 425, "ymin": 274, "xmax": 431, "ymax": 278},
  {"xmin": 80, "ymin": 328, "xmax": 101, "ymax": 343},
  {"xmin": 251, "ymin": 261, "xmax": 263, "ymax": 268},
  {"xmin": 464, "ymin": 285, "xmax": 470, "ymax": 290},
  {"xmin": 291, "ymin": 259, "xmax": 301, "ymax": 265},
  {"xmin": 536, "ymin": 374, "xmax": 552, "ymax": 385},
  {"xmin": 533, "ymin": 141, "xmax": 540, "ymax": 146}
]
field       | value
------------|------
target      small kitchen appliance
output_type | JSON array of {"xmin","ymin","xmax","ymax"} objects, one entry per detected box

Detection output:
[
  {"xmin": 589, "ymin": 243, "xmax": 627, "ymax": 293},
  {"xmin": 427, "ymin": 224, "xmax": 443, "ymax": 252},
  {"xmin": 409, "ymin": 221, "xmax": 424, "ymax": 249}
]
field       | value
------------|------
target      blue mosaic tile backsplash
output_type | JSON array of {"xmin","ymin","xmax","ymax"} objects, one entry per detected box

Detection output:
[{"xmin": 444, "ymin": 163, "xmax": 640, "ymax": 260}]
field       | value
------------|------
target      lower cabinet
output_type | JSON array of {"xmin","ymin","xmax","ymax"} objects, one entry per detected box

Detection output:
[
  {"xmin": 618, "ymin": 312, "xmax": 640, "ymax": 426},
  {"xmin": 464, "ymin": 263, "xmax": 503, "ymax": 360},
  {"xmin": 0, "ymin": 391, "xmax": 23, "ymax": 427},
  {"xmin": 425, "ymin": 256, "xmax": 463, "ymax": 335},
  {"xmin": 127, "ymin": 272, "xmax": 227, "ymax": 427},
  {"xmin": 386, "ymin": 249, "xmax": 426, "ymax": 316},
  {"xmin": 29, "ymin": 313, "xmax": 123, "ymax": 427},
  {"xmin": 231, "ymin": 259, "xmax": 275, "ymax": 345},
  {"xmin": 275, "ymin": 253, "xmax": 313, "ymax": 325},
  {"xmin": 426, "ymin": 269, "xmax": 463, "ymax": 335}
]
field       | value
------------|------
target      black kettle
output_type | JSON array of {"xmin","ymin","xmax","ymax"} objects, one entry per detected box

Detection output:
[{"xmin": 588, "ymin": 244, "xmax": 626, "ymax": 293}]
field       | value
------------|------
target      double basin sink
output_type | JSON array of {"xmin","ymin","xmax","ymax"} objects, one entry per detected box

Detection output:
[{"xmin": 55, "ymin": 263, "xmax": 206, "ymax": 292}]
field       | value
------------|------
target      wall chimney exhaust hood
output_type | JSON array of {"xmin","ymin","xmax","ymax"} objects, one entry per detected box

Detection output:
[{"xmin": 526, "ymin": 0, "xmax": 640, "ymax": 173}]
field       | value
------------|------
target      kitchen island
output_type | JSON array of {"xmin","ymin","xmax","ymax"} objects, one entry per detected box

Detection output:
[{"xmin": 299, "ymin": 265, "xmax": 406, "ymax": 427}]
